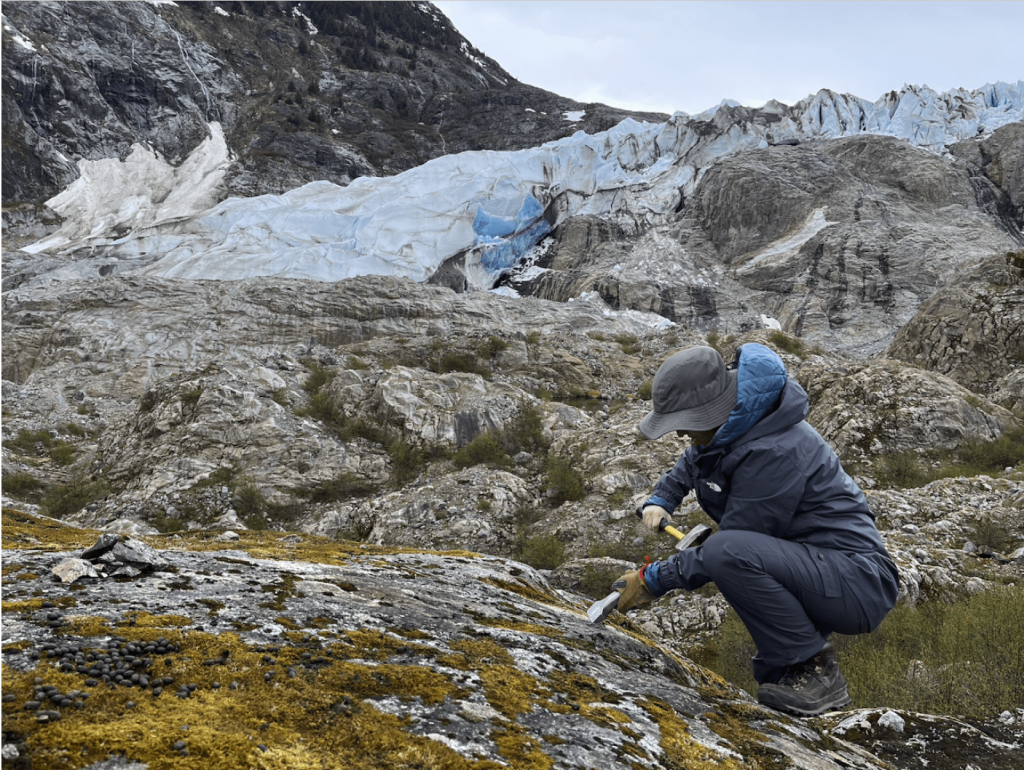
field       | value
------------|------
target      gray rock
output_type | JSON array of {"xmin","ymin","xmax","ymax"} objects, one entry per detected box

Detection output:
[
  {"xmin": 213, "ymin": 530, "xmax": 240, "ymax": 543},
  {"xmin": 51, "ymin": 559, "xmax": 99, "ymax": 583},
  {"xmin": 110, "ymin": 539, "xmax": 167, "ymax": 570},
  {"xmin": 80, "ymin": 534, "xmax": 121, "ymax": 561}
]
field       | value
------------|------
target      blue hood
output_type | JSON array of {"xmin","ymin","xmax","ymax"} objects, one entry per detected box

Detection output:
[{"xmin": 709, "ymin": 343, "xmax": 788, "ymax": 448}]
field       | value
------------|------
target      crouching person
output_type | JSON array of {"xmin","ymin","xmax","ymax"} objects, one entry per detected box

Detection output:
[{"xmin": 613, "ymin": 343, "xmax": 899, "ymax": 716}]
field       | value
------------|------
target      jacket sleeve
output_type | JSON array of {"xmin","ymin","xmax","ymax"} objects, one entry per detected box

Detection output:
[
  {"xmin": 644, "ymin": 548, "xmax": 711, "ymax": 594},
  {"xmin": 719, "ymin": 446, "xmax": 806, "ymax": 538},
  {"xmin": 649, "ymin": 447, "xmax": 698, "ymax": 513}
]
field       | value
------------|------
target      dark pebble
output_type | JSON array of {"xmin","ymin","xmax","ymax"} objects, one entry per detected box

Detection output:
[
  {"xmin": 126, "ymin": 701, "xmax": 136, "ymax": 709},
  {"xmin": 2, "ymin": 694, "xmax": 16, "ymax": 703},
  {"xmin": 257, "ymin": 745, "xmax": 267, "ymax": 752},
  {"xmin": 162, "ymin": 677, "xmax": 174, "ymax": 686},
  {"xmin": 229, "ymin": 682, "xmax": 238, "ymax": 690},
  {"xmin": 172, "ymin": 741, "xmax": 186, "ymax": 751},
  {"xmin": 85, "ymin": 679, "xmax": 98, "ymax": 687},
  {"xmin": 46, "ymin": 612, "xmax": 61, "ymax": 621},
  {"xmin": 287, "ymin": 668, "xmax": 297, "ymax": 679},
  {"xmin": 36, "ymin": 710, "xmax": 61, "ymax": 723},
  {"xmin": 75, "ymin": 700, "xmax": 86, "ymax": 709},
  {"xmin": 153, "ymin": 687, "xmax": 163, "ymax": 697},
  {"xmin": 48, "ymin": 621, "xmax": 63, "ymax": 629},
  {"xmin": 187, "ymin": 684, "xmax": 197, "ymax": 692},
  {"xmin": 41, "ymin": 601, "xmax": 56, "ymax": 608},
  {"xmin": 24, "ymin": 701, "xmax": 41, "ymax": 711}
]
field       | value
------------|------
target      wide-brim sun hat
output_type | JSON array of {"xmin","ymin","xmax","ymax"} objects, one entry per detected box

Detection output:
[{"xmin": 639, "ymin": 346, "xmax": 737, "ymax": 439}]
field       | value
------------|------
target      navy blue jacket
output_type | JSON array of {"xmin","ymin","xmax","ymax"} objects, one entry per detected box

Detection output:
[{"xmin": 644, "ymin": 344, "xmax": 894, "ymax": 595}]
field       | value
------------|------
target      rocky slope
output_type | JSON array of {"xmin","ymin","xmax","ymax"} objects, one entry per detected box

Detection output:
[
  {"xmin": 3, "ymin": 3, "xmax": 1024, "ymax": 768},
  {"xmin": 1, "ymin": 0, "xmax": 663, "ymax": 244},
  {"xmin": 3, "ymin": 510, "xmax": 1022, "ymax": 770}
]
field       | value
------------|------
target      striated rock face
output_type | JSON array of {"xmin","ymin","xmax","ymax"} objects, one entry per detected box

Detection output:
[
  {"xmin": 517, "ymin": 134, "xmax": 1021, "ymax": 355},
  {"xmin": 885, "ymin": 252, "xmax": 1024, "ymax": 397},
  {"xmin": 2, "ymin": 509, "xmax": 893, "ymax": 770},
  {"xmin": 800, "ymin": 358, "xmax": 1020, "ymax": 462}
]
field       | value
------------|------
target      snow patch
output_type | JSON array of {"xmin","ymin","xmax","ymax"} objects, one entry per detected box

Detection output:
[
  {"xmin": 2, "ymin": 17, "xmax": 37, "ymax": 51},
  {"xmin": 760, "ymin": 315, "xmax": 782, "ymax": 331},
  {"xmin": 291, "ymin": 7, "xmax": 318, "ymax": 35},
  {"xmin": 737, "ymin": 208, "xmax": 832, "ymax": 273},
  {"xmin": 563, "ymin": 111, "xmax": 586, "ymax": 122},
  {"xmin": 213, "ymin": 6, "xmax": 229, "ymax": 17}
]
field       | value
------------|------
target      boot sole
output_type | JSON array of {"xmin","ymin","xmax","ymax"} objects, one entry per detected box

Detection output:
[{"xmin": 757, "ymin": 685, "xmax": 852, "ymax": 718}]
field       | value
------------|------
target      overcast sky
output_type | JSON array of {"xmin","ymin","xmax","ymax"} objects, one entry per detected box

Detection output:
[{"xmin": 433, "ymin": 1, "xmax": 1023, "ymax": 116}]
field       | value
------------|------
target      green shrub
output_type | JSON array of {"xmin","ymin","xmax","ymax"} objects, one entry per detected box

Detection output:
[
  {"xmin": 65, "ymin": 423, "xmax": 87, "ymax": 438},
  {"xmin": 545, "ymin": 453, "xmax": 585, "ymax": 506},
  {"xmin": 615, "ymin": 334, "xmax": 641, "ymax": 355},
  {"xmin": 638, "ymin": 379, "xmax": 653, "ymax": 400},
  {"xmin": 271, "ymin": 388, "xmax": 290, "ymax": 406},
  {"xmin": 578, "ymin": 564, "xmax": 625, "ymax": 599},
  {"xmin": 875, "ymin": 426, "xmax": 1024, "ymax": 489},
  {"xmin": 181, "ymin": 389, "xmax": 203, "ymax": 408},
  {"xmin": 306, "ymin": 472, "xmax": 378, "ymax": 503},
  {"xmin": 437, "ymin": 351, "xmax": 485, "ymax": 376},
  {"xmin": 706, "ymin": 330, "xmax": 722, "ymax": 353},
  {"xmin": 6, "ymin": 429, "xmax": 54, "ymax": 454},
  {"xmin": 41, "ymin": 475, "xmax": 109, "ymax": 519},
  {"xmin": 346, "ymin": 355, "xmax": 370, "ymax": 370},
  {"xmin": 515, "ymin": 534, "xmax": 565, "ymax": 570},
  {"xmin": 302, "ymin": 361, "xmax": 336, "ymax": 396},
  {"xmin": 234, "ymin": 480, "xmax": 266, "ymax": 528},
  {"xmin": 875, "ymin": 450, "xmax": 931, "ymax": 488},
  {"xmin": 767, "ymin": 330, "xmax": 807, "ymax": 358},
  {"xmin": 387, "ymin": 437, "xmax": 429, "ymax": 486},
  {"xmin": 478, "ymin": 336, "xmax": 508, "ymax": 358},
  {"xmin": 194, "ymin": 466, "xmax": 239, "ymax": 490},
  {"xmin": 451, "ymin": 432, "xmax": 509, "ymax": 469},
  {"xmin": 48, "ymin": 442, "xmax": 77, "ymax": 467},
  {"xmin": 587, "ymin": 332, "xmax": 607, "ymax": 342},
  {"xmin": 967, "ymin": 515, "xmax": 1013, "ymax": 553},
  {"xmin": 506, "ymin": 403, "xmax": 547, "ymax": 453},
  {"xmin": 2, "ymin": 472, "xmax": 45, "ymax": 501},
  {"xmin": 525, "ymin": 331, "xmax": 541, "ymax": 345}
]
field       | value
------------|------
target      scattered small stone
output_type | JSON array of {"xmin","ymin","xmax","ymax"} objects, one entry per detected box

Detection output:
[
  {"xmin": 36, "ymin": 710, "xmax": 61, "ymax": 723},
  {"xmin": 24, "ymin": 701, "xmax": 41, "ymax": 711},
  {"xmin": 172, "ymin": 740, "xmax": 186, "ymax": 751}
]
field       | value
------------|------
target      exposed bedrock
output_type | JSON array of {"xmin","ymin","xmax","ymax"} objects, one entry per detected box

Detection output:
[
  {"xmin": 517, "ymin": 134, "xmax": 1020, "ymax": 356},
  {"xmin": 886, "ymin": 252, "xmax": 1024, "ymax": 397}
]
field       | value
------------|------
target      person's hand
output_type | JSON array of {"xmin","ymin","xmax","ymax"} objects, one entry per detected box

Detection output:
[
  {"xmin": 612, "ymin": 568, "xmax": 654, "ymax": 613},
  {"xmin": 641, "ymin": 504, "xmax": 671, "ymax": 530}
]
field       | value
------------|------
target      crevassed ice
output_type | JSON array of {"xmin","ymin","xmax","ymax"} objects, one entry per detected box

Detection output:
[{"xmin": 26, "ymin": 82, "xmax": 1024, "ymax": 290}]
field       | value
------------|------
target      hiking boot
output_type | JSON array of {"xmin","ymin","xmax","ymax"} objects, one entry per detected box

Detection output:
[{"xmin": 756, "ymin": 643, "xmax": 852, "ymax": 717}]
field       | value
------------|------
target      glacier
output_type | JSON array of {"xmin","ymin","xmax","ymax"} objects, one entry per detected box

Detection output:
[{"xmin": 23, "ymin": 81, "xmax": 1024, "ymax": 291}]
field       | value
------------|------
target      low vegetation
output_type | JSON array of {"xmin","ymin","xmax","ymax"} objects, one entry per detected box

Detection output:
[
  {"xmin": 692, "ymin": 585, "xmax": 1024, "ymax": 717},
  {"xmin": 875, "ymin": 425, "xmax": 1024, "ymax": 489}
]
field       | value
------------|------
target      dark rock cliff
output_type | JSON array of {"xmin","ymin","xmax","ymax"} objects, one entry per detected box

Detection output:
[{"xmin": 1, "ymin": 1, "xmax": 665, "ymax": 225}]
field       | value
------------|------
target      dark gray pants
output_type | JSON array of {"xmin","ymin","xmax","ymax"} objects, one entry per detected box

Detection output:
[{"xmin": 702, "ymin": 529, "xmax": 898, "ymax": 684}]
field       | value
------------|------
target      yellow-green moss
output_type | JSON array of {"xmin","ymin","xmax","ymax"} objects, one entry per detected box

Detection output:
[
  {"xmin": 479, "ymin": 577, "xmax": 561, "ymax": 607},
  {"xmin": 65, "ymin": 615, "xmax": 114, "ymax": 635},
  {"xmin": 2, "ymin": 596, "xmax": 77, "ymax": 613},
  {"xmin": 641, "ymin": 697, "xmax": 744, "ymax": 770},
  {"xmin": 116, "ymin": 612, "xmax": 192, "ymax": 628},
  {"xmin": 0, "ymin": 629, "xmax": 496, "ymax": 770}
]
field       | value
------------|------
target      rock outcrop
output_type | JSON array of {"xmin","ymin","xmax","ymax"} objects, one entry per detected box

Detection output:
[
  {"xmin": 516, "ymin": 134, "xmax": 1021, "ymax": 355},
  {"xmin": 5, "ymin": 509, "xmax": 1022, "ymax": 770},
  {"xmin": 1, "ymin": 510, "xmax": 890, "ymax": 770},
  {"xmin": 885, "ymin": 251, "xmax": 1024, "ymax": 398}
]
